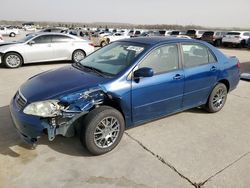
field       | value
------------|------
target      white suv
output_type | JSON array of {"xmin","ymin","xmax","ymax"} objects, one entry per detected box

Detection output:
[
  {"xmin": 186, "ymin": 30, "xmax": 205, "ymax": 39},
  {"xmin": 222, "ymin": 31, "xmax": 250, "ymax": 47}
]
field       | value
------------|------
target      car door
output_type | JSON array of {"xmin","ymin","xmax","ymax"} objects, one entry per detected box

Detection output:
[
  {"xmin": 131, "ymin": 44, "xmax": 184, "ymax": 123},
  {"xmin": 24, "ymin": 35, "xmax": 54, "ymax": 63},
  {"xmin": 51, "ymin": 35, "xmax": 73, "ymax": 60},
  {"xmin": 181, "ymin": 43, "xmax": 219, "ymax": 109}
]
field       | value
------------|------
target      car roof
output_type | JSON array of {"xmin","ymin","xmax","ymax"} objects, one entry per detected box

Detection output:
[
  {"xmin": 119, "ymin": 36, "xmax": 195, "ymax": 45},
  {"xmin": 31, "ymin": 32, "xmax": 78, "ymax": 38}
]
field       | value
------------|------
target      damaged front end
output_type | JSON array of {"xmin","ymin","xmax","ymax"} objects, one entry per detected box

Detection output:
[{"xmin": 23, "ymin": 87, "xmax": 107, "ymax": 143}]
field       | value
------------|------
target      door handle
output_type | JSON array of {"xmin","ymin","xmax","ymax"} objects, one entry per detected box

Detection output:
[
  {"xmin": 173, "ymin": 74, "xmax": 184, "ymax": 80},
  {"xmin": 48, "ymin": 44, "xmax": 51, "ymax": 47},
  {"xmin": 210, "ymin": 66, "xmax": 217, "ymax": 72}
]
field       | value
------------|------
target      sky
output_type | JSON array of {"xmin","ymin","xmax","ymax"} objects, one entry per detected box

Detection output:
[{"xmin": 1, "ymin": 0, "xmax": 250, "ymax": 28}]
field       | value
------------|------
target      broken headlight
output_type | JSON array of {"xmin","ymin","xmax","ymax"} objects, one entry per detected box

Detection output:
[{"xmin": 23, "ymin": 100, "xmax": 63, "ymax": 117}]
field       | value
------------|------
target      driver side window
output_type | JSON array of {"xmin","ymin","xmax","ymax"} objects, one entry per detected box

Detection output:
[
  {"xmin": 33, "ymin": 35, "xmax": 51, "ymax": 44},
  {"xmin": 138, "ymin": 44, "xmax": 179, "ymax": 74}
]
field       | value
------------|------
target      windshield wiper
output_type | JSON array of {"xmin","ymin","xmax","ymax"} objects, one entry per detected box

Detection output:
[
  {"xmin": 73, "ymin": 62, "xmax": 114, "ymax": 77},
  {"xmin": 83, "ymin": 65, "xmax": 105, "ymax": 76}
]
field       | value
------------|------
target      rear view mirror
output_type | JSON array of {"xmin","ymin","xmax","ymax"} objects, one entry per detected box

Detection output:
[{"xmin": 134, "ymin": 67, "xmax": 154, "ymax": 78}]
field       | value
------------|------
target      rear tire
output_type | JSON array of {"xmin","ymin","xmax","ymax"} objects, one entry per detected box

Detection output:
[
  {"xmin": 3, "ymin": 52, "xmax": 23, "ymax": 68},
  {"xmin": 80, "ymin": 106, "xmax": 125, "ymax": 155},
  {"xmin": 100, "ymin": 40, "xmax": 107, "ymax": 47},
  {"xmin": 240, "ymin": 40, "xmax": 246, "ymax": 48},
  {"xmin": 206, "ymin": 83, "xmax": 227, "ymax": 113},
  {"xmin": 72, "ymin": 49, "xmax": 86, "ymax": 63}
]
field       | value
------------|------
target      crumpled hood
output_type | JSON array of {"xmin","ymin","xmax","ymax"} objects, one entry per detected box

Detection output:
[{"xmin": 20, "ymin": 65, "xmax": 110, "ymax": 102}]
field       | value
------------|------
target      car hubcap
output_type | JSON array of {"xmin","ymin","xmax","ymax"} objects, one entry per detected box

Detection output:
[
  {"xmin": 212, "ymin": 88, "xmax": 226, "ymax": 109},
  {"xmin": 6, "ymin": 55, "xmax": 21, "ymax": 67},
  {"xmin": 94, "ymin": 117, "xmax": 120, "ymax": 149},
  {"xmin": 74, "ymin": 51, "xmax": 85, "ymax": 62}
]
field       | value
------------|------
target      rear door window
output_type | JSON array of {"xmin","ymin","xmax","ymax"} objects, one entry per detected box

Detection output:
[
  {"xmin": 181, "ymin": 43, "xmax": 216, "ymax": 68},
  {"xmin": 52, "ymin": 35, "xmax": 73, "ymax": 42}
]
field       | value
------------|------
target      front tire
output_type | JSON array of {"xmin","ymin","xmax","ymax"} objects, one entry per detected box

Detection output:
[
  {"xmin": 206, "ymin": 83, "xmax": 227, "ymax": 113},
  {"xmin": 215, "ymin": 40, "xmax": 222, "ymax": 47},
  {"xmin": 3, "ymin": 52, "xmax": 23, "ymax": 68},
  {"xmin": 80, "ymin": 106, "xmax": 125, "ymax": 155},
  {"xmin": 72, "ymin": 49, "xmax": 86, "ymax": 63}
]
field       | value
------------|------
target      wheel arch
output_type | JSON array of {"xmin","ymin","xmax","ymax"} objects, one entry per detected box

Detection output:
[
  {"xmin": 103, "ymin": 99, "xmax": 125, "ymax": 121},
  {"xmin": 218, "ymin": 79, "xmax": 230, "ymax": 92},
  {"xmin": 72, "ymin": 49, "xmax": 86, "ymax": 60},
  {"xmin": 4, "ymin": 51, "xmax": 24, "ymax": 64}
]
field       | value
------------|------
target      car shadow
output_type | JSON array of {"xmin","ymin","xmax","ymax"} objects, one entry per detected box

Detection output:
[
  {"xmin": 0, "ymin": 105, "xmax": 93, "ymax": 158},
  {"xmin": 185, "ymin": 107, "xmax": 208, "ymax": 114},
  {"xmin": 0, "ymin": 60, "xmax": 72, "ymax": 69},
  {"xmin": 22, "ymin": 61, "xmax": 72, "ymax": 67}
]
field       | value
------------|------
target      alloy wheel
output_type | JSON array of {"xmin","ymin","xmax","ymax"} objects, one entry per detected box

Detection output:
[{"xmin": 94, "ymin": 116, "xmax": 120, "ymax": 149}]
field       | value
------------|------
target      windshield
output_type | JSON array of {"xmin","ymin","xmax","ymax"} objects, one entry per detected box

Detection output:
[
  {"xmin": 17, "ymin": 35, "xmax": 35, "ymax": 43},
  {"xmin": 79, "ymin": 42, "xmax": 146, "ymax": 76}
]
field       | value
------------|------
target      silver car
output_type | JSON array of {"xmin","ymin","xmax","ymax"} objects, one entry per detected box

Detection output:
[{"xmin": 0, "ymin": 33, "xmax": 95, "ymax": 68}]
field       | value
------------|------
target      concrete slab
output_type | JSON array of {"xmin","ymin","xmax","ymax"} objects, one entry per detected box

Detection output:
[
  {"xmin": 204, "ymin": 154, "xmax": 250, "ymax": 188},
  {"xmin": 127, "ymin": 81, "xmax": 250, "ymax": 184},
  {"xmin": 220, "ymin": 48, "xmax": 250, "ymax": 63}
]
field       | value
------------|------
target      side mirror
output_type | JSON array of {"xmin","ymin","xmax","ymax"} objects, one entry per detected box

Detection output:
[
  {"xmin": 28, "ymin": 41, "xmax": 35, "ymax": 45},
  {"xmin": 134, "ymin": 67, "xmax": 154, "ymax": 78}
]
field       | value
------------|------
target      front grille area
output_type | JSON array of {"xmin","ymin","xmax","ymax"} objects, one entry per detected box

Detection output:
[{"xmin": 15, "ymin": 91, "xmax": 27, "ymax": 110}]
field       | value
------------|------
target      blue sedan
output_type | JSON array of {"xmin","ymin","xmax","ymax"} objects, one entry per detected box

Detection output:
[{"xmin": 10, "ymin": 37, "xmax": 240, "ymax": 155}]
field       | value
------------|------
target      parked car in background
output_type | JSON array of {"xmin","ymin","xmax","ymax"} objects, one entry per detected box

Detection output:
[
  {"xmin": 105, "ymin": 32, "xmax": 130, "ymax": 43},
  {"xmin": 0, "ymin": 34, "xmax": 4, "ymax": 43},
  {"xmin": 201, "ymin": 31, "xmax": 227, "ymax": 46},
  {"xmin": 41, "ymin": 28, "xmax": 67, "ymax": 33},
  {"xmin": 186, "ymin": 30, "xmax": 205, "ymax": 39},
  {"xmin": 10, "ymin": 37, "xmax": 240, "ymax": 155},
  {"xmin": 165, "ymin": 30, "xmax": 173, "ymax": 36},
  {"xmin": 131, "ymin": 30, "xmax": 147, "ymax": 37},
  {"xmin": 90, "ymin": 33, "xmax": 109, "ymax": 47},
  {"xmin": 170, "ymin": 30, "xmax": 186, "ymax": 35},
  {"xmin": 0, "ymin": 33, "xmax": 94, "ymax": 68},
  {"xmin": 98, "ymin": 31, "xmax": 111, "ymax": 37},
  {"xmin": 0, "ymin": 26, "xmax": 19, "ymax": 37},
  {"xmin": 222, "ymin": 31, "xmax": 250, "ymax": 47},
  {"xmin": 26, "ymin": 27, "xmax": 68, "ymax": 36},
  {"xmin": 171, "ymin": 35, "xmax": 192, "ymax": 39},
  {"xmin": 140, "ymin": 31, "xmax": 161, "ymax": 37}
]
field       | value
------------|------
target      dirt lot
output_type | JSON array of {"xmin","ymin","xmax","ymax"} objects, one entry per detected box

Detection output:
[{"xmin": 0, "ymin": 33, "xmax": 250, "ymax": 188}]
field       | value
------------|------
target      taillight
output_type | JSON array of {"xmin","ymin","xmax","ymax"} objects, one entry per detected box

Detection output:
[{"xmin": 237, "ymin": 60, "xmax": 240, "ymax": 69}]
